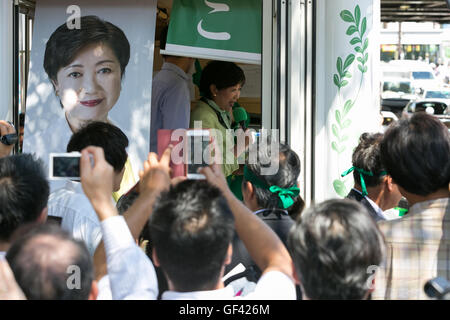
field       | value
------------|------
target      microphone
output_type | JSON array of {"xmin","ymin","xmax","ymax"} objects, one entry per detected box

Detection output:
[{"xmin": 232, "ymin": 106, "xmax": 248, "ymax": 130}]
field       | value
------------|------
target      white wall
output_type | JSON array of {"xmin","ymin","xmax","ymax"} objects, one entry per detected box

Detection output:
[
  {"xmin": 314, "ymin": 0, "xmax": 382, "ymax": 201},
  {"xmin": 0, "ymin": 0, "xmax": 13, "ymax": 121}
]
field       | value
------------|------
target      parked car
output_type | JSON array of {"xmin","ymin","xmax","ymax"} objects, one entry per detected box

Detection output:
[
  {"xmin": 383, "ymin": 60, "xmax": 439, "ymax": 94},
  {"xmin": 381, "ymin": 77, "xmax": 419, "ymax": 118},
  {"xmin": 403, "ymin": 99, "xmax": 450, "ymax": 130},
  {"xmin": 422, "ymin": 89, "xmax": 450, "ymax": 104}
]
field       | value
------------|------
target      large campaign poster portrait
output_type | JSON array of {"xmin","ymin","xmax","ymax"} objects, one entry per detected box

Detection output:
[{"xmin": 23, "ymin": 0, "xmax": 157, "ymax": 196}]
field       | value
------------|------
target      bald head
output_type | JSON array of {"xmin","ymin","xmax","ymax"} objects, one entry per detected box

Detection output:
[{"xmin": 6, "ymin": 224, "xmax": 94, "ymax": 300}]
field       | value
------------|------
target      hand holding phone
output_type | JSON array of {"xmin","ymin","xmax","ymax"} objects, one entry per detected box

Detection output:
[{"xmin": 186, "ymin": 130, "xmax": 211, "ymax": 180}]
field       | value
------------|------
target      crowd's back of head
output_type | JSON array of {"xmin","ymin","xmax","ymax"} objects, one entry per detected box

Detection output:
[
  {"xmin": 244, "ymin": 142, "xmax": 304, "ymax": 217},
  {"xmin": 380, "ymin": 112, "xmax": 450, "ymax": 196},
  {"xmin": 0, "ymin": 154, "xmax": 49, "ymax": 242},
  {"xmin": 147, "ymin": 180, "xmax": 235, "ymax": 292},
  {"xmin": 352, "ymin": 133, "xmax": 385, "ymax": 187},
  {"xmin": 288, "ymin": 199, "xmax": 385, "ymax": 300},
  {"xmin": 6, "ymin": 223, "xmax": 95, "ymax": 300}
]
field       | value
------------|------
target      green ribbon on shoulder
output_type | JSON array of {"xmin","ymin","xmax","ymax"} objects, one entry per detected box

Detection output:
[
  {"xmin": 244, "ymin": 165, "xmax": 300, "ymax": 209},
  {"xmin": 341, "ymin": 166, "xmax": 387, "ymax": 197}
]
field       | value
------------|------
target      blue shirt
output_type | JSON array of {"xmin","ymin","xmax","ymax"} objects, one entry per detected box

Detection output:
[{"xmin": 150, "ymin": 62, "xmax": 191, "ymax": 152}]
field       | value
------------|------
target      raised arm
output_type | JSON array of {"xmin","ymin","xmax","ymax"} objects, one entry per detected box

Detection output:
[
  {"xmin": 199, "ymin": 164, "xmax": 294, "ymax": 279},
  {"xmin": 81, "ymin": 146, "xmax": 172, "ymax": 299}
]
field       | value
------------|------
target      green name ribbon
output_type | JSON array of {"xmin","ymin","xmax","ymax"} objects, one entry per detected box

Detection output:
[
  {"xmin": 341, "ymin": 166, "xmax": 387, "ymax": 197},
  {"xmin": 244, "ymin": 165, "xmax": 300, "ymax": 209}
]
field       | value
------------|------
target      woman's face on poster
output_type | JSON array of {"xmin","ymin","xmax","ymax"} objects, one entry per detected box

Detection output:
[{"xmin": 52, "ymin": 42, "xmax": 122, "ymax": 124}]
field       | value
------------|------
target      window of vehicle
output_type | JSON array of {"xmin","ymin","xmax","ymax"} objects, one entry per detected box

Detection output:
[
  {"xmin": 424, "ymin": 91, "xmax": 450, "ymax": 99},
  {"xmin": 382, "ymin": 81, "xmax": 413, "ymax": 94},
  {"xmin": 414, "ymin": 102, "xmax": 447, "ymax": 115},
  {"xmin": 412, "ymin": 71, "xmax": 434, "ymax": 80}
]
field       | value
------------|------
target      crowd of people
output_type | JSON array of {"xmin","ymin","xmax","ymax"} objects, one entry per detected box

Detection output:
[
  {"xmin": 0, "ymin": 15, "xmax": 449, "ymax": 301},
  {"xmin": 0, "ymin": 110, "xmax": 448, "ymax": 301}
]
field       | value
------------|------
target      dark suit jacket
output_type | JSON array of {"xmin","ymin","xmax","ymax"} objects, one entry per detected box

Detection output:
[
  {"xmin": 346, "ymin": 188, "xmax": 382, "ymax": 222},
  {"xmin": 225, "ymin": 208, "xmax": 295, "ymax": 278}
]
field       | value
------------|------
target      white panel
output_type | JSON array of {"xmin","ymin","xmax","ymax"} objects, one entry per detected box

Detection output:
[{"xmin": 0, "ymin": 0, "xmax": 13, "ymax": 121}]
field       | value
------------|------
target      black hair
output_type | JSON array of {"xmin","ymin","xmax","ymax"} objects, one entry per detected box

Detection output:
[
  {"xmin": 44, "ymin": 15, "xmax": 130, "ymax": 84},
  {"xmin": 199, "ymin": 61, "xmax": 246, "ymax": 99},
  {"xmin": 352, "ymin": 132, "xmax": 386, "ymax": 187},
  {"xmin": 67, "ymin": 121, "xmax": 128, "ymax": 173},
  {"xmin": 6, "ymin": 223, "xmax": 93, "ymax": 300},
  {"xmin": 287, "ymin": 199, "xmax": 385, "ymax": 300},
  {"xmin": 0, "ymin": 154, "xmax": 49, "ymax": 241},
  {"xmin": 147, "ymin": 180, "xmax": 235, "ymax": 292},
  {"xmin": 380, "ymin": 113, "xmax": 450, "ymax": 196},
  {"xmin": 243, "ymin": 142, "xmax": 305, "ymax": 219}
]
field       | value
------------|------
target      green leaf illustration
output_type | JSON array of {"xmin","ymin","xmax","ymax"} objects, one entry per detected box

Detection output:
[
  {"xmin": 354, "ymin": 5, "xmax": 361, "ymax": 27},
  {"xmin": 358, "ymin": 64, "xmax": 364, "ymax": 73},
  {"xmin": 355, "ymin": 46, "xmax": 362, "ymax": 53},
  {"xmin": 333, "ymin": 74, "xmax": 340, "ymax": 87},
  {"xmin": 357, "ymin": 57, "xmax": 364, "ymax": 64},
  {"xmin": 332, "ymin": 124, "xmax": 340, "ymax": 138},
  {"xmin": 343, "ymin": 99, "xmax": 353, "ymax": 116},
  {"xmin": 344, "ymin": 54, "xmax": 355, "ymax": 70},
  {"xmin": 340, "ymin": 80, "xmax": 349, "ymax": 87},
  {"xmin": 364, "ymin": 52, "xmax": 369, "ymax": 63},
  {"xmin": 337, "ymin": 57, "xmax": 343, "ymax": 75},
  {"xmin": 363, "ymin": 38, "xmax": 369, "ymax": 51},
  {"xmin": 335, "ymin": 110, "xmax": 342, "ymax": 126},
  {"xmin": 344, "ymin": 72, "xmax": 352, "ymax": 78},
  {"xmin": 350, "ymin": 37, "xmax": 361, "ymax": 45},
  {"xmin": 340, "ymin": 10, "xmax": 354, "ymax": 23},
  {"xmin": 332, "ymin": 141, "xmax": 339, "ymax": 153},
  {"xmin": 363, "ymin": 65, "xmax": 368, "ymax": 73},
  {"xmin": 346, "ymin": 25, "xmax": 358, "ymax": 36},
  {"xmin": 340, "ymin": 135, "xmax": 349, "ymax": 142},
  {"xmin": 342, "ymin": 119, "xmax": 351, "ymax": 129},
  {"xmin": 333, "ymin": 179, "xmax": 348, "ymax": 197},
  {"xmin": 361, "ymin": 17, "xmax": 367, "ymax": 36}
]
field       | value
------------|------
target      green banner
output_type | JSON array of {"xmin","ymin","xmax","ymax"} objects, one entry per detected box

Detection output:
[{"xmin": 163, "ymin": 0, "xmax": 262, "ymax": 64}]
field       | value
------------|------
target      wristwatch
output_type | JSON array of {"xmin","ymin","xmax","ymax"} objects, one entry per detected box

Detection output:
[{"xmin": 0, "ymin": 121, "xmax": 18, "ymax": 146}]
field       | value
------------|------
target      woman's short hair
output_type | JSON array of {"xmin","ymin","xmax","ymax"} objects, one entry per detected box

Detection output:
[
  {"xmin": 199, "ymin": 61, "xmax": 246, "ymax": 99},
  {"xmin": 44, "ymin": 15, "xmax": 130, "ymax": 83}
]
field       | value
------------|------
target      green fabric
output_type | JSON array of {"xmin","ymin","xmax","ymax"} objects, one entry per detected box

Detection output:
[
  {"xmin": 227, "ymin": 174, "xmax": 244, "ymax": 201},
  {"xmin": 190, "ymin": 99, "xmax": 238, "ymax": 177},
  {"xmin": 243, "ymin": 165, "xmax": 300, "ymax": 209},
  {"xmin": 341, "ymin": 167, "xmax": 388, "ymax": 197}
]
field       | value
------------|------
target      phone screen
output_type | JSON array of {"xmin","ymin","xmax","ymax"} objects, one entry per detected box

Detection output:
[
  {"xmin": 187, "ymin": 134, "xmax": 209, "ymax": 175},
  {"xmin": 52, "ymin": 156, "xmax": 80, "ymax": 178}
]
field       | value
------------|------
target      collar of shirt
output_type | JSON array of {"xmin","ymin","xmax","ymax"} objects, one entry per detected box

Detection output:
[
  {"xmin": 0, "ymin": 251, "xmax": 5, "ymax": 259},
  {"xmin": 162, "ymin": 285, "xmax": 235, "ymax": 300},
  {"xmin": 204, "ymin": 98, "xmax": 232, "ymax": 129},
  {"xmin": 253, "ymin": 208, "xmax": 288, "ymax": 216},
  {"xmin": 351, "ymin": 188, "xmax": 388, "ymax": 220},
  {"xmin": 161, "ymin": 62, "xmax": 189, "ymax": 81}
]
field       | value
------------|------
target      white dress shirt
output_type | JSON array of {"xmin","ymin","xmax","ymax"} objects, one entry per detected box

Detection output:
[
  {"xmin": 99, "ymin": 215, "xmax": 295, "ymax": 300},
  {"xmin": 100, "ymin": 216, "xmax": 158, "ymax": 300},
  {"xmin": 48, "ymin": 180, "xmax": 104, "ymax": 256}
]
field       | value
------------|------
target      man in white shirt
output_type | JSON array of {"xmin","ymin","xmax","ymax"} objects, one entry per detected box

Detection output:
[
  {"xmin": 79, "ymin": 146, "xmax": 296, "ymax": 300},
  {"xmin": 48, "ymin": 122, "xmax": 128, "ymax": 256},
  {"xmin": 0, "ymin": 154, "xmax": 49, "ymax": 257},
  {"xmin": 343, "ymin": 132, "xmax": 403, "ymax": 221}
]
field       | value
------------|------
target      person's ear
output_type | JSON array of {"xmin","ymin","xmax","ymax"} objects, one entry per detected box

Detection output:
[
  {"xmin": 51, "ymin": 79, "xmax": 59, "ymax": 96},
  {"xmin": 224, "ymin": 244, "xmax": 233, "ymax": 266},
  {"xmin": 88, "ymin": 280, "xmax": 99, "ymax": 300},
  {"xmin": 209, "ymin": 84, "xmax": 218, "ymax": 97},
  {"xmin": 385, "ymin": 175, "xmax": 395, "ymax": 192},
  {"xmin": 152, "ymin": 249, "xmax": 160, "ymax": 267},
  {"xmin": 242, "ymin": 181, "xmax": 253, "ymax": 202},
  {"xmin": 37, "ymin": 207, "xmax": 48, "ymax": 224}
]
